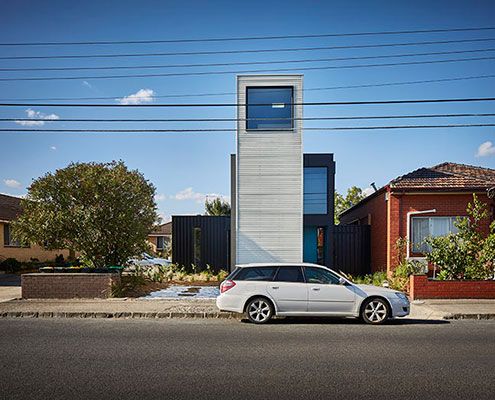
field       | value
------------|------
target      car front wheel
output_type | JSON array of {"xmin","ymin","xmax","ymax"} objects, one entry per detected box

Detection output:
[
  {"xmin": 246, "ymin": 297, "xmax": 274, "ymax": 324},
  {"xmin": 361, "ymin": 298, "xmax": 390, "ymax": 325}
]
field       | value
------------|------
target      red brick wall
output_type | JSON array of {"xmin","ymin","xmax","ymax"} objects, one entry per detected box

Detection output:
[
  {"xmin": 340, "ymin": 189, "xmax": 388, "ymax": 272},
  {"xmin": 22, "ymin": 273, "xmax": 120, "ymax": 299},
  {"xmin": 389, "ymin": 192, "xmax": 494, "ymax": 271},
  {"xmin": 410, "ymin": 275, "xmax": 495, "ymax": 300}
]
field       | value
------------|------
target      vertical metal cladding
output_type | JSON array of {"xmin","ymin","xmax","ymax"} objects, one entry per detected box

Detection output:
[
  {"xmin": 236, "ymin": 75, "xmax": 304, "ymax": 264},
  {"xmin": 171, "ymin": 216, "xmax": 230, "ymax": 272}
]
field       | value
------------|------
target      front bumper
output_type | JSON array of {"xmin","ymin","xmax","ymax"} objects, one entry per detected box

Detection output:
[{"xmin": 389, "ymin": 296, "xmax": 410, "ymax": 317}]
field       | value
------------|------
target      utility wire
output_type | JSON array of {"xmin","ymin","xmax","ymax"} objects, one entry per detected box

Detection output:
[
  {"xmin": 2, "ymin": 74, "xmax": 494, "ymax": 102},
  {"xmin": 2, "ymin": 124, "xmax": 495, "ymax": 133},
  {"xmin": 1, "ymin": 26, "xmax": 494, "ymax": 46},
  {"xmin": 5, "ymin": 113, "xmax": 495, "ymax": 123},
  {"xmin": 2, "ymin": 38, "xmax": 495, "ymax": 61},
  {"xmin": 2, "ymin": 97, "xmax": 494, "ymax": 108},
  {"xmin": 2, "ymin": 48, "xmax": 494, "ymax": 72},
  {"xmin": 1, "ymin": 55, "xmax": 494, "ymax": 82}
]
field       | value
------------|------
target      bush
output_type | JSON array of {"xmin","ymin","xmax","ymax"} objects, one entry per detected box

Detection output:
[
  {"xmin": 0, "ymin": 258, "xmax": 22, "ymax": 273},
  {"xmin": 425, "ymin": 194, "xmax": 494, "ymax": 280}
]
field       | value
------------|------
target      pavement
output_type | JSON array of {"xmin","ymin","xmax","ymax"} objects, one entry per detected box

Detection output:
[{"xmin": 0, "ymin": 318, "xmax": 494, "ymax": 399}]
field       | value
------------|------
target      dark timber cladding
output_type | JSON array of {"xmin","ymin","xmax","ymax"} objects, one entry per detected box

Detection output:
[
  {"xmin": 172, "ymin": 216, "xmax": 230, "ymax": 272},
  {"xmin": 333, "ymin": 225, "xmax": 371, "ymax": 276}
]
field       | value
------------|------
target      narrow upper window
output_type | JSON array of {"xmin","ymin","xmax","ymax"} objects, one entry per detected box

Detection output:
[
  {"xmin": 246, "ymin": 87, "xmax": 293, "ymax": 130},
  {"xmin": 303, "ymin": 167, "xmax": 328, "ymax": 214}
]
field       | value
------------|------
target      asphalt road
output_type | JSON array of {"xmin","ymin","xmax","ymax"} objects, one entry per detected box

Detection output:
[{"xmin": 0, "ymin": 318, "xmax": 494, "ymax": 400}]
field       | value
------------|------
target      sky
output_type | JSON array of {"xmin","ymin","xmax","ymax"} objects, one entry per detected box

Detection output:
[{"xmin": 0, "ymin": 0, "xmax": 494, "ymax": 221}]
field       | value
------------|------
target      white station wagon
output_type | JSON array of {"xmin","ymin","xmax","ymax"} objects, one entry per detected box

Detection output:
[{"xmin": 216, "ymin": 263, "xmax": 410, "ymax": 324}]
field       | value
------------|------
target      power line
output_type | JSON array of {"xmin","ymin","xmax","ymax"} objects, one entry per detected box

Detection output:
[
  {"xmin": 2, "ymin": 97, "xmax": 495, "ymax": 108},
  {"xmin": 2, "ymin": 48, "xmax": 494, "ymax": 73},
  {"xmin": 2, "ymin": 37, "xmax": 494, "ymax": 61},
  {"xmin": 4, "ymin": 113, "xmax": 495, "ymax": 123},
  {"xmin": 1, "ymin": 124, "xmax": 494, "ymax": 133},
  {"xmin": 2, "ymin": 74, "xmax": 494, "ymax": 102},
  {"xmin": 1, "ymin": 26, "xmax": 494, "ymax": 46},
  {"xmin": 1, "ymin": 55, "xmax": 494, "ymax": 82}
]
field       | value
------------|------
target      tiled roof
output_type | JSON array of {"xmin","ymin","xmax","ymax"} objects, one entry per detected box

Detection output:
[
  {"xmin": 390, "ymin": 162, "xmax": 495, "ymax": 190},
  {"xmin": 150, "ymin": 221, "xmax": 172, "ymax": 235},
  {"xmin": 0, "ymin": 194, "xmax": 22, "ymax": 221}
]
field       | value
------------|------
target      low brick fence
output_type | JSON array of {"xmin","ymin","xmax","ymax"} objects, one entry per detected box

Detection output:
[
  {"xmin": 409, "ymin": 275, "xmax": 495, "ymax": 300},
  {"xmin": 22, "ymin": 273, "xmax": 120, "ymax": 299}
]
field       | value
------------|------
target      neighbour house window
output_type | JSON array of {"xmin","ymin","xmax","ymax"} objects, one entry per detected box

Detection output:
[
  {"xmin": 304, "ymin": 167, "xmax": 328, "ymax": 214},
  {"xmin": 246, "ymin": 87, "xmax": 293, "ymax": 130},
  {"xmin": 411, "ymin": 216, "xmax": 460, "ymax": 253},
  {"xmin": 235, "ymin": 267, "xmax": 278, "ymax": 281},
  {"xmin": 274, "ymin": 266, "xmax": 304, "ymax": 283},
  {"xmin": 193, "ymin": 227, "xmax": 201, "ymax": 266},
  {"xmin": 304, "ymin": 267, "xmax": 341, "ymax": 285},
  {"xmin": 156, "ymin": 236, "xmax": 165, "ymax": 250},
  {"xmin": 3, "ymin": 223, "xmax": 29, "ymax": 248}
]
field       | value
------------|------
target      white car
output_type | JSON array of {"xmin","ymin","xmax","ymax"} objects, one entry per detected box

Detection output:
[
  {"xmin": 217, "ymin": 263, "xmax": 410, "ymax": 324},
  {"xmin": 127, "ymin": 252, "xmax": 171, "ymax": 268}
]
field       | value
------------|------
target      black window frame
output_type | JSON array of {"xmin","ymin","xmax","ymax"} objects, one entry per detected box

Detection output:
[{"xmin": 245, "ymin": 86, "xmax": 294, "ymax": 131}]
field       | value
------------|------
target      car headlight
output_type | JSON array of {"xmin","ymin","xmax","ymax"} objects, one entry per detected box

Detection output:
[{"xmin": 394, "ymin": 292, "xmax": 409, "ymax": 301}]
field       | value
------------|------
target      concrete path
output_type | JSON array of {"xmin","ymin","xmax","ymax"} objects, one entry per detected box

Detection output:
[{"xmin": 0, "ymin": 274, "xmax": 21, "ymax": 303}]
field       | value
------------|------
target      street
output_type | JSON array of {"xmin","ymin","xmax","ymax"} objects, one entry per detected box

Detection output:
[{"xmin": 0, "ymin": 318, "xmax": 494, "ymax": 400}]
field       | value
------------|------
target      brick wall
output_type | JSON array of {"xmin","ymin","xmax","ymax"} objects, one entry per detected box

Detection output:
[
  {"xmin": 410, "ymin": 275, "xmax": 495, "ymax": 300},
  {"xmin": 340, "ymin": 189, "xmax": 388, "ymax": 272},
  {"xmin": 22, "ymin": 273, "xmax": 120, "ymax": 299}
]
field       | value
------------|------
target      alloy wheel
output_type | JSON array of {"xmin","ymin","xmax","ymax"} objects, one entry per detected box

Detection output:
[
  {"xmin": 248, "ymin": 299, "xmax": 272, "ymax": 323},
  {"xmin": 364, "ymin": 300, "xmax": 388, "ymax": 323}
]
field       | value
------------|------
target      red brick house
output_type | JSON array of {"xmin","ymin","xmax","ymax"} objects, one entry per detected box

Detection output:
[{"xmin": 339, "ymin": 163, "xmax": 495, "ymax": 274}]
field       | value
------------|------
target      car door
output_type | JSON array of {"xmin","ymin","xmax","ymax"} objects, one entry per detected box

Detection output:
[
  {"xmin": 266, "ymin": 266, "xmax": 308, "ymax": 313},
  {"xmin": 304, "ymin": 267, "xmax": 356, "ymax": 314}
]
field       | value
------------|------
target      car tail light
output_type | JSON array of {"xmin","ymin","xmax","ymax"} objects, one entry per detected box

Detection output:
[{"xmin": 220, "ymin": 279, "xmax": 236, "ymax": 293}]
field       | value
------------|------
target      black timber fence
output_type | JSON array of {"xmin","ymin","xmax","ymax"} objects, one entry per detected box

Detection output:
[{"xmin": 332, "ymin": 225, "xmax": 371, "ymax": 277}]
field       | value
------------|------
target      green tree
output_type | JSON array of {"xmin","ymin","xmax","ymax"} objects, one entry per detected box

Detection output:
[
  {"xmin": 12, "ymin": 161, "xmax": 158, "ymax": 268},
  {"xmin": 334, "ymin": 186, "xmax": 367, "ymax": 224},
  {"xmin": 205, "ymin": 197, "xmax": 231, "ymax": 216}
]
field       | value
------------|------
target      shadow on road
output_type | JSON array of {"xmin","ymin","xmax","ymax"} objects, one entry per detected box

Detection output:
[{"xmin": 241, "ymin": 316, "xmax": 449, "ymax": 326}]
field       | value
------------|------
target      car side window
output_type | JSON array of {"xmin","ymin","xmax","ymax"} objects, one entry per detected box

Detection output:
[
  {"xmin": 235, "ymin": 267, "xmax": 277, "ymax": 281},
  {"xmin": 274, "ymin": 267, "xmax": 304, "ymax": 283},
  {"xmin": 304, "ymin": 267, "xmax": 340, "ymax": 285}
]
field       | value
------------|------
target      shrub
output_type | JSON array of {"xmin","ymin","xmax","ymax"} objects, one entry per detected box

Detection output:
[{"xmin": 0, "ymin": 258, "xmax": 21, "ymax": 273}]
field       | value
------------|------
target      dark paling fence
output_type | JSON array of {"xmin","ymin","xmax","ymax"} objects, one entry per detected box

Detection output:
[
  {"xmin": 172, "ymin": 216, "xmax": 230, "ymax": 273},
  {"xmin": 332, "ymin": 225, "xmax": 371, "ymax": 276}
]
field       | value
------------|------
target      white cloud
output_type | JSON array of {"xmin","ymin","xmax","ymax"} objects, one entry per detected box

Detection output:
[
  {"xmin": 171, "ymin": 187, "xmax": 229, "ymax": 204},
  {"xmin": 4, "ymin": 179, "xmax": 21, "ymax": 188},
  {"xmin": 158, "ymin": 213, "xmax": 171, "ymax": 223},
  {"xmin": 118, "ymin": 89, "xmax": 154, "ymax": 105},
  {"xmin": 154, "ymin": 193, "xmax": 167, "ymax": 201},
  {"xmin": 476, "ymin": 141, "xmax": 495, "ymax": 157},
  {"xmin": 362, "ymin": 187, "xmax": 375, "ymax": 197},
  {"xmin": 15, "ymin": 108, "xmax": 59, "ymax": 127},
  {"xmin": 50, "ymin": 146, "xmax": 57, "ymax": 151}
]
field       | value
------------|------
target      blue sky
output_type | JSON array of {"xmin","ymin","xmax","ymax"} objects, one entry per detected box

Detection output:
[{"xmin": 1, "ymin": 0, "xmax": 494, "ymax": 221}]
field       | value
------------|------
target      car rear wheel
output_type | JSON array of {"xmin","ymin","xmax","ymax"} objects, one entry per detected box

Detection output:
[
  {"xmin": 361, "ymin": 298, "xmax": 390, "ymax": 325},
  {"xmin": 246, "ymin": 297, "xmax": 274, "ymax": 324}
]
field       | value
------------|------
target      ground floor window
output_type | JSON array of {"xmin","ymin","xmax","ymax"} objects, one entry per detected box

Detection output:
[
  {"xmin": 303, "ymin": 226, "xmax": 326, "ymax": 265},
  {"xmin": 411, "ymin": 216, "xmax": 460, "ymax": 253},
  {"xmin": 3, "ymin": 223, "xmax": 29, "ymax": 248},
  {"xmin": 156, "ymin": 236, "xmax": 165, "ymax": 250},
  {"xmin": 193, "ymin": 227, "xmax": 201, "ymax": 266}
]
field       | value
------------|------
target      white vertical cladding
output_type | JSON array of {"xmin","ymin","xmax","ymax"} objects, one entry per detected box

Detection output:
[{"xmin": 236, "ymin": 75, "xmax": 303, "ymax": 264}]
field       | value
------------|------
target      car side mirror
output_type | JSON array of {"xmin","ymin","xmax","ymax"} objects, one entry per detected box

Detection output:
[{"xmin": 338, "ymin": 277, "xmax": 347, "ymax": 285}]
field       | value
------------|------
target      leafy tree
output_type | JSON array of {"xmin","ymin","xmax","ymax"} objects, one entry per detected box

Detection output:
[
  {"xmin": 334, "ymin": 186, "xmax": 367, "ymax": 224},
  {"xmin": 205, "ymin": 197, "xmax": 231, "ymax": 216},
  {"xmin": 12, "ymin": 161, "xmax": 158, "ymax": 268}
]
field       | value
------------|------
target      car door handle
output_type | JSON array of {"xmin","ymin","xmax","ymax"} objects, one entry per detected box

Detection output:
[
  {"xmin": 271, "ymin": 286, "xmax": 279, "ymax": 290},
  {"xmin": 311, "ymin": 287, "xmax": 320, "ymax": 291}
]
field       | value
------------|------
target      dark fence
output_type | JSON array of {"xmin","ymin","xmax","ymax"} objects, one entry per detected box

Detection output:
[
  {"xmin": 172, "ymin": 216, "xmax": 230, "ymax": 272},
  {"xmin": 332, "ymin": 225, "xmax": 371, "ymax": 277}
]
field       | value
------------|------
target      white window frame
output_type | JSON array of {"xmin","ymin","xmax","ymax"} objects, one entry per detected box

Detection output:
[{"xmin": 410, "ymin": 216, "xmax": 461, "ymax": 253}]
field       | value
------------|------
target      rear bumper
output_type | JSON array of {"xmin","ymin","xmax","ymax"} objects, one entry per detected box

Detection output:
[{"xmin": 216, "ymin": 294, "xmax": 244, "ymax": 314}]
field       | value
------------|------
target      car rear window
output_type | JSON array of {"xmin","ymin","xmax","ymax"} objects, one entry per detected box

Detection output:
[
  {"xmin": 234, "ymin": 267, "xmax": 277, "ymax": 281},
  {"xmin": 274, "ymin": 266, "xmax": 304, "ymax": 283}
]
